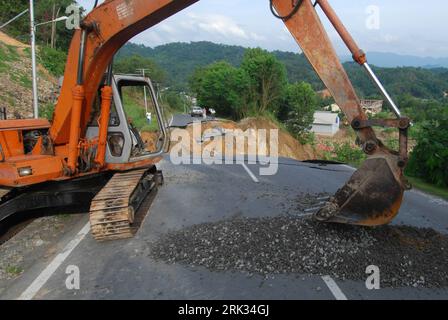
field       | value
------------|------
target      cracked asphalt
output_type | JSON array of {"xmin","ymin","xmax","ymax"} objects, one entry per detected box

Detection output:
[{"xmin": 0, "ymin": 156, "xmax": 447, "ymax": 300}]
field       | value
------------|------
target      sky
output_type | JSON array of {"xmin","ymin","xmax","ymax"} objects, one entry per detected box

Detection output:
[{"xmin": 77, "ymin": 0, "xmax": 448, "ymax": 58}]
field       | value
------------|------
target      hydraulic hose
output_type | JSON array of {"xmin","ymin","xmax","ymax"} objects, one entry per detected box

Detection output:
[{"xmin": 269, "ymin": 0, "xmax": 303, "ymax": 21}]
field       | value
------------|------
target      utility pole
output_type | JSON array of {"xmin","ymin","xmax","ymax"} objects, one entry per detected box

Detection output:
[
  {"xmin": 51, "ymin": 3, "xmax": 56, "ymax": 48},
  {"xmin": 28, "ymin": 3, "xmax": 68, "ymax": 119},
  {"xmin": 30, "ymin": 0, "xmax": 39, "ymax": 119},
  {"xmin": 51, "ymin": 6, "xmax": 61, "ymax": 49},
  {"xmin": 136, "ymin": 68, "xmax": 151, "ymax": 113}
]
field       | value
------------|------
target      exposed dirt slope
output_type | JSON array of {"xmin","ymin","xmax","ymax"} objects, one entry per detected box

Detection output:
[
  {"xmin": 0, "ymin": 31, "xmax": 29, "ymax": 48},
  {"xmin": 170, "ymin": 117, "xmax": 318, "ymax": 161},
  {"xmin": 0, "ymin": 31, "xmax": 57, "ymax": 119},
  {"xmin": 239, "ymin": 118, "xmax": 316, "ymax": 160}
]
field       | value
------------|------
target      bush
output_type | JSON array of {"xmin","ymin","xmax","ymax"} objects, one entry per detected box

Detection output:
[
  {"xmin": 40, "ymin": 103, "xmax": 55, "ymax": 121},
  {"xmin": 38, "ymin": 46, "xmax": 67, "ymax": 77},
  {"xmin": 319, "ymin": 142, "xmax": 366, "ymax": 167},
  {"xmin": 297, "ymin": 132, "xmax": 316, "ymax": 146},
  {"xmin": 162, "ymin": 91, "xmax": 190, "ymax": 113},
  {"xmin": 406, "ymin": 118, "xmax": 448, "ymax": 187},
  {"xmin": 332, "ymin": 142, "xmax": 366, "ymax": 166}
]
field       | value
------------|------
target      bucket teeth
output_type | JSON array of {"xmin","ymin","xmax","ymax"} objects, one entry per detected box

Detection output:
[
  {"xmin": 89, "ymin": 168, "xmax": 160, "ymax": 241},
  {"xmin": 314, "ymin": 156, "xmax": 405, "ymax": 226},
  {"xmin": 314, "ymin": 199, "xmax": 339, "ymax": 221}
]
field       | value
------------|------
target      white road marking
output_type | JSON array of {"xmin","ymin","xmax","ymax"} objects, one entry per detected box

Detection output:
[
  {"xmin": 241, "ymin": 162, "xmax": 259, "ymax": 183},
  {"xmin": 411, "ymin": 189, "xmax": 448, "ymax": 206},
  {"xmin": 321, "ymin": 275, "xmax": 348, "ymax": 300},
  {"xmin": 342, "ymin": 164, "xmax": 356, "ymax": 172},
  {"xmin": 17, "ymin": 222, "xmax": 91, "ymax": 300}
]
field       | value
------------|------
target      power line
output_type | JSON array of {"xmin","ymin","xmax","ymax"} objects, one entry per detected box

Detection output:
[{"xmin": 0, "ymin": 9, "xmax": 29, "ymax": 30}]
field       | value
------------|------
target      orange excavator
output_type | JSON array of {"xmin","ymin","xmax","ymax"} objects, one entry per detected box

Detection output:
[{"xmin": 0, "ymin": 0, "xmax": 410, "ymax": 240}]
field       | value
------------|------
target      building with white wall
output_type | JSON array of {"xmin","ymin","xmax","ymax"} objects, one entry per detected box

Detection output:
[{"xmin": 311, "ymin": 111, "xmax": 340, "ymax": 136}]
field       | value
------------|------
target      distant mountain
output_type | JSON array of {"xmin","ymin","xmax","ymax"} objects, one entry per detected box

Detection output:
[
  {"xmin": 117, "ymin": 42, "xmax": 326, "ymax": 91},
  {"xmin": 117, "ymin": 41, "xmax": 448, "ymax": 99},
  {"xmin": 116, "ymin": 42, "xmax": 246, "ymax": 88},
  {"xmin": 341, "ymin": 52, "xmax": 448, "ymax": 69}
]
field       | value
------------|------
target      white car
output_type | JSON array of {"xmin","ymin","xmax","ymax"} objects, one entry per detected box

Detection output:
[{"xmin": 191, "ymin": 106, "xmax": 204, "ymax": 117}]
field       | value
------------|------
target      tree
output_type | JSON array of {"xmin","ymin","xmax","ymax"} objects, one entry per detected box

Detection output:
[
  {"xmin": 114, "ymin": 55, "xmax": 167, "ymax": 85},
  {"xmin": 406, "ymin": 116, "xmax": 448, "ymax": 187},
  {"xmin": 241, "ymin": 48, "xmax": 288, "ymax": 113},
  {"xmin": 0, "ymin": 0, "xmax": 78, "ymax": 51},
  {"xmin": 190, "ymin": 61, "xmax": 251, "ymax": 120},
  {"xmin": 162, "ymin": 90, "xmax": 190, "ymax": 113},
  {"xmin": 280, "ymin": 82, "xmax": 317, "ymax": 138},
  {"xmin": 38, "ymin": 46, "xmax": 67, "ymax": 76}
]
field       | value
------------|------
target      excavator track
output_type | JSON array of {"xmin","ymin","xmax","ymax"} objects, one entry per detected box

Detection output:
[{"xmin": 89, "ymin": 167, "xmax": 162, "ymax": 241}]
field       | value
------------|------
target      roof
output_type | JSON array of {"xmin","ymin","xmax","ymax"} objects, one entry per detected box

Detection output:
[
  {"xmin": 313, "ymin": 111, "xmax": 339, "ymax": 125},
  {"xmin": 361, "ymin": 99, "xmax": 383, "ymax": 110}
]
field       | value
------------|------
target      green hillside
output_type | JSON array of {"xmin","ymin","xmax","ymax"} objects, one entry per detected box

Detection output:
[{"xmin": 117, "ymin": 41, "xmax": 448, "ymax": 100}]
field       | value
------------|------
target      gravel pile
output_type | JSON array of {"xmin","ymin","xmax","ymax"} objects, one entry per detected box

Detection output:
[{"xmin": 149, "ymin": 216, "xmax": 448, "ymax": 288}]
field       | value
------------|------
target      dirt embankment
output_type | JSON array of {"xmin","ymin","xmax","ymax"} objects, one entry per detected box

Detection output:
[
  {"xmin": 0, "ymin": 31, "xmax": 57, "ymax": 119},
  {"xmin": 141, "ymin": 131, "xmax": 161, "ymax": 153},
  {"xmin": 169, "ymin": 117, "xmax": 318, "ymax": 161},
  {"xmin": 0, "ymin": 31, "xmax": 29, "ymax": 48}
]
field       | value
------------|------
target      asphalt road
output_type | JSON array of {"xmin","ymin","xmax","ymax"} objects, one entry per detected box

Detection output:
[
  {"xmin": 169, "ymin": 114, "xmax": 215, "ymax": 128},
  {"xmin": 1, "ymin": 157, "xmax": 447, "ymax": 300}
]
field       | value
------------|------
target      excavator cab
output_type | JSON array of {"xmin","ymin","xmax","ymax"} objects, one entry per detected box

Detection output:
[
  {"xmin": 86, "ymin": 74, "xmax": 169, "ymax": 166},
  {"xmin": 84, "ymin": 74, "xmax": 170, "ymax": 240}
]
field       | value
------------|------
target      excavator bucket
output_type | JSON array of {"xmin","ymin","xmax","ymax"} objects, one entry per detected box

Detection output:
[{"xmin": 314, "ymin": 154, "xmax": 406, "ymax": 226}]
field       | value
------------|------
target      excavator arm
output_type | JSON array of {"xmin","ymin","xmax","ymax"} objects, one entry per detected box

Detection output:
[
  {"xmin": 271, "ymin": 0, "xmax": 410, "ymax": 226},
  {"xmin": 50, "ymin": 0, "xmax": 409, "ymax": 226}
]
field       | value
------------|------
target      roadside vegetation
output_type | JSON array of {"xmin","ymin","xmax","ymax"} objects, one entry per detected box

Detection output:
[
  {"xmin": 406, "ymin": 118, "xmax": 448, "ymax": 188},
  {"xmin": 5, "ymin": 265, "xmax": 23, "ymax": 277},
  {"xmin": 38, "ymin": 46, "xmax": 67, "ymax": 77}
]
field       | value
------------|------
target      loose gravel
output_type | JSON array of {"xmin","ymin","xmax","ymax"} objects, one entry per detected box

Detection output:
[{"xmin": 149, "ymin": 215, "xmax": 448, "ymax": 288}]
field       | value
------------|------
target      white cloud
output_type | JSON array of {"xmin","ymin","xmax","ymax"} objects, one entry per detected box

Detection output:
[
  {"xmin": 382, "ymin": 34, "xmax": 399, "ymax": 44},
  {"xmin": 132, "ymin": 11, "xmax": 267, "ymax": 48},
  {"xmin": 77, "ymin": 0, "xmax": 448, "ymax": 57},
  {"xmin": 189, "ymin": 13, "xmax": 249, "ymax": 39}
]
